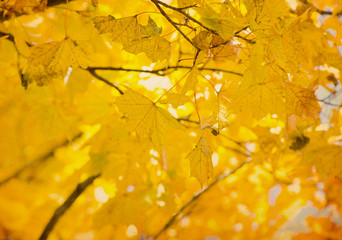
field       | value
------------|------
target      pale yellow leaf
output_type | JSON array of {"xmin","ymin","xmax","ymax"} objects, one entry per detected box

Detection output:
[
  {"xmin": 301, "ymin": 131, "xmax": 342, "ymax": 177},
  {"xmin": 123, "ymin": 35, "xmax": 171, "ymax": 62},
  {"xmin": 285, "ymin": 82, "xmax": 320, "ymax": 119},
  {"xmin": 196, "ymin": 5, "xmax": 246, "ymax": 39},
  {"xmin": 140, "ymin": 16, "xmax": 162, "ymax": 37},
  {"xmin": 192, "ymin": 31, "xmax": 212, "ymax": 50},
  {"xmin": 116, "ymin": 88, "xmax": 181, "ymax": 149},
  {"xmin": 186, "ymin": 135, "xmax": 213, "ymax": 186},
  {"xmin": 211, "ymin": 35, "xmax": 241, "ymax": 61},
  {"xmin": 23, "ymin": 37, "xmax": 89, "ymax": 86},
  {"xmin": 93, "ymin": 15, "xmax": 140, "ymax": 43},
  {"xmin": 160, "ymin": 93, "xmax": 191, "ymax": 107},
  {"xmin": 182, "ymin": 66, "xmax": 198, "ymax": 96}
]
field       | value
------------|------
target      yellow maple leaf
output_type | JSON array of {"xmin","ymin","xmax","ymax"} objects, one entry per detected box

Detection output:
[
  {"xmin": 93, "ymin": 15, "xmax": 171, "ymax": 62},
  {"xmin": 285, "ymin": 82, "xmax": 320, "ymax": 119},
  {"xmin": 301, "ymin": 130, "xmax": 342, "ymax": 178},
  {"xmin": 123, "ymin": 35, "xmax": 171, "ymax": 62},
  {"xmin": 116, "ymin": 88, "xmax": 182, "ymax": 149},
  {"xmin": 229, "ymin": 70, "xmax": 285, "ymax": 118},
  {"xmin": 160, "ymin": 67, "xmax": 197, "ymax": 108},
  {"xmin": 196, "ymin": 5, "xmax": 246, "ymax": 39},
  {"xmin": 192, "ymin": 31, "xmax": 213, "ymax": 51},
  {"xmin": 23, "ymin": 37, "xmax": 89, "ymax": 86},
  {"xmin": 160, "ymin": 93, "xmax": 191, "ymax": 107},
  {"xmin": 93, "ymin": 15, "xmax": 140, "ymax": 44},
  {"xmin": 186, "ymin": 135, "xmax": 213, "ymax": 186},
  {"xmin": 211, "ymin": 35, "xmax": 241, "ymax": 61}
]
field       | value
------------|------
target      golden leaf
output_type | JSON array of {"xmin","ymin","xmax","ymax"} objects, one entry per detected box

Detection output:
[
  {"xmin": 116, "ymin": 88, "xmax": 182, "ymax": 149},
  {"xmin": 94, "ymin": 15, "xmax": 170, "ymax": 62},
  {"xmin": 160, "ymin": 93, "xmax": 191, "ymax": 107},
  {"xmin": 301, "ymin": 130, "xmax": 342, "ymax": 178},
  {"xmin": 23, "ymin": 37, "xmax": 89, "ymax": 86},
  {"xmin": 285, "ymin": 83, "xmax": 320, "ymax": 119},
  {"xmin": 93, "ymin": 15, "xmax": 140, "ymax": 43},
  {"xmin": 196, "ymin": 5, "xmax": 246, "ymax": 39},
  {"xmin": 186, "ymin": 135, "xmax": 213, "ymax": 186},
  {"xmin": 123, "ymin": 35, "xmax": 171, "ymax": 62},
  {"xmin": 211, "ymin": 35, "xmax": 241, "ymax": 61},
  {"xmin": 140, "ymin": 17, "xmax": 162, "ymax": 37},
  {"xmin": 192, "ymin": 31, "xmax": 213, "ymax": 51}
]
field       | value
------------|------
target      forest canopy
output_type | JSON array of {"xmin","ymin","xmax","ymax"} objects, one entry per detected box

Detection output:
[{"xmin": 0, "ymin": 0, "xmax": 342, "ymax": 239}]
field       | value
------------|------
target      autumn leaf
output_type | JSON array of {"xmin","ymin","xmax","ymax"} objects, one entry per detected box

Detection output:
[
  {"xmin": 140, "ymin": 17, "xmax": 162, "ymax": 37},
  {"xmin": 285, "ymin": 82, "xmax": 320, "ymax": 119},
  {"xmin": 123, "ymin": 35, "xmax": 171, "ymax": 62},
  {"xmin": 93, "ymin": 15, "xmax": 171, "ymax": 62},
  {"xmin": 1, "ymin": 0, "xmax": 342, "ymax": 239},
  {"xmin": 192, "ymin": 31, "xmax": 213, "ymax": 51},
  {"xmin": 116, "ymin": 88, "xmax": 182, "ymax": 149},
  {"xmin": 196, "ymin": 4, "xmax": 246, "ymax": 39},
  {"xmin": 160, "ymin": 93, "xmax": 191, "ymax": 107},
  {"xmin": 23, "ymin": 37, "xmax": 89, "ymax": 86},
  {"xmin": 300, "ymin": 130, "xmax": 342, "ymax": 177},
  {"xmin": 186, "ymin": 135, "xmax": 213, "ymax": 186},
  {"xmin": 93, "ymin": 15, "xmax": 140, "ymax": 43}
]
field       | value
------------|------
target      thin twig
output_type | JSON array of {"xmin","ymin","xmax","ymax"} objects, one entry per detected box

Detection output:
[
  {"xmin": 150, "ymin": 0, "xmax": 199, "ymax": 50},
  {"xmin": 87, "ymin": 68, "xmax": 124, "ymax": 95},
  {"xmin": 235, "ymin": 34, "xmax": 256, "ymax": 44},
  {"xmin": 153, "ymin": 0, "xmax": 256, "ymax": 45},
  {"xmin": 152, "ymin": 160, "xmax": 250, "ymax": 239},
  {"xmin": 87, "ymin": 66, "xmax": 243, "ymax": 76},
  {"xmin": 38, "ymin": 174, "xmax": 101, "ymax": 240},
  {"xmin": 317, "ymin": 99, "xmax": 341, "ymax": 108},
  {"xmin": 0, "ymin": 133, "xmax": 83, "ymax": 186},
  {"xmin": 153, "ymin": 0, "xmax": 217, "ymax": 34}
]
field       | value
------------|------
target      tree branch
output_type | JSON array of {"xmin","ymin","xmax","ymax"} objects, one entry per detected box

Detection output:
[
  {"xmin": 152, "ymin": 160, "xmax": 250, "ymax": 239},
  {"xmin": 153, "ymin": 0, "xmax": 217, "ymax": 35},
  {"xmin": 38, "ymin": 174, "xmax": 100, "ymax": 240},
  {"xmin": 152, "ymin": 0, "xmax": 256, "ymax": 45},
  {"xmin": 87, "ymin": 68, "xmax": 124, "ymax": 95},
  {"xmin": 0, "ymin": 133, "xmax": 83, "ymax": 186},
  {"xmin": 87, "ymin": 66, "xmax": 243, "ymax": 76},
  {"xmin": 0, "ymin": 32, "xmax": 14, "ymax": 42},
  {"xmin": 150, "ymin": 0, "xmax": 199, "ymax": 50}
]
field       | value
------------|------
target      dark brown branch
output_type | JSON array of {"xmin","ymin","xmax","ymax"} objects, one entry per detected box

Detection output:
[
  {"xmin": 38, "ymin": 174, "xmax": 100, "ymax": 240},
  {"xmin": 87, "ymin": 68, "xmax": 124, "ymax": 95},
  {"xmin": 153, "ymin": 0, "xmax": 217, "ymax": 34},
  {"xmin": 234, "ymin": 34, "xmax": 256, "ymax": 44},
  {"xmin": 150, "ymin": 0, "xmax": 199, "ymax": 50},
  {"xmin": 153, "ymin": 160, "xmax": 250, "ymax": 239},
  {"xmin": 87, "ymin": 66, "xmax": 243, "ymax": 76},
  {"xmin": 0, "ymin": 32, "xmax": 14, "ymax": 42},
  {"xmin": 0, "ymin": 133, "xmax": 82, "ymax": 186},
  {"xmin": 47, "ymin": 0, "xmax": 75, "ymax": 6},
  {"xmin": 153, "ymin": 0, "xmax": 256, "ymax": 45}
]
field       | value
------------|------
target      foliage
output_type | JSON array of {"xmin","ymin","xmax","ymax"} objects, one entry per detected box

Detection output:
[{"xmin": 0, "ymin": 0, "xmax": 342, "ymax": 239}]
